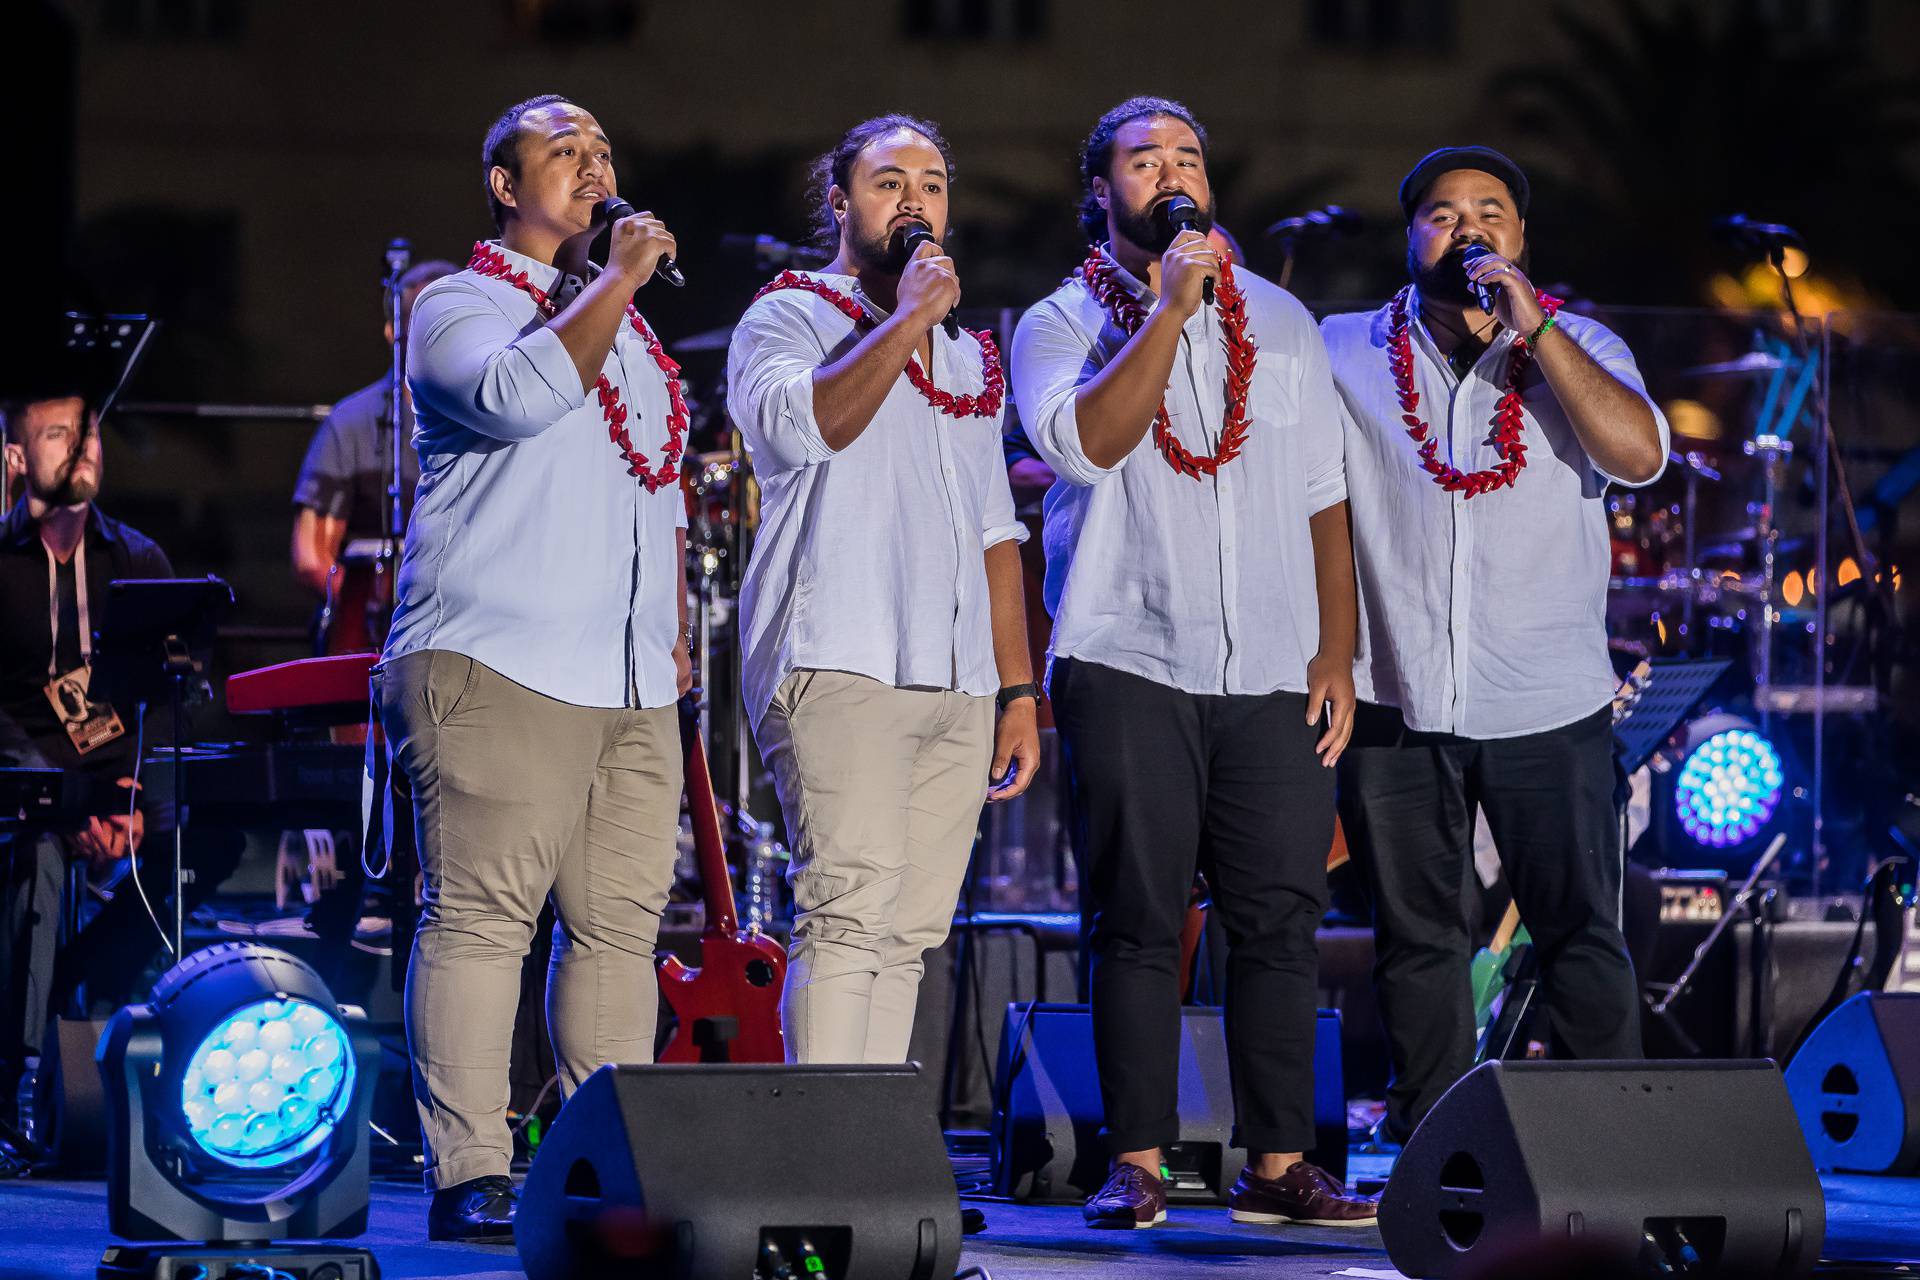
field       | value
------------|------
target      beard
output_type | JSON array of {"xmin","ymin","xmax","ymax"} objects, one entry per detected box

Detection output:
[
  {"xmin": 1113, "ymin": 192, "xmax": 1215, "ymax": 255},
  {"xmin": 35, "ymin": 469, "xmax": 97, "ymax": 507},
  {"xmin": 1408, "ymin": 241, "xmax": 1533, "ymax": 305},
  {"xmin": 843, "ymin": 208, "xmax": 928, "ymax": 275},
  {"xmin": 34, "ymin": 440, "xmax": 100, "ymax": 507}
]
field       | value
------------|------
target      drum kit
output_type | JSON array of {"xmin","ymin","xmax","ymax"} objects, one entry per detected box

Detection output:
[{"xmin": 1604, "ymin": 346, "xmax": 1850, "ymax": 693}]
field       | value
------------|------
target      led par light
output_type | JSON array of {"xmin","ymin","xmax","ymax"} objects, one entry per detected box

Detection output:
[{"xmin": 95, "ymin": 942, "xmax": 380, "ymax": 1279}]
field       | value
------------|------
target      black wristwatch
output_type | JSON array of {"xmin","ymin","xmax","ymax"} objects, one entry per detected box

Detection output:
[{"xmin": 996, "ymin": 682, "xmax": 1043, "ymax": 710}]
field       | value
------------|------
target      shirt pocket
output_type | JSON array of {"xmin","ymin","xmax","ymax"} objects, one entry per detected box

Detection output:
[{"xmin": 1250, "ymin": 351, "xmax": 1303, "ymax": 428}]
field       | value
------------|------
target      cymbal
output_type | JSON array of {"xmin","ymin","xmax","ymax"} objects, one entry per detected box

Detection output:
[
  {"xmin": 1680, "ymin": 351, "xmax": 1788, "ymax": 378},
  {"xmin": 673, "ymin": 324, "xmax": 736, "ymax": 354}
]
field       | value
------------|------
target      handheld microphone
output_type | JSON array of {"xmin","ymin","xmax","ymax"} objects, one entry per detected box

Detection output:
[
  {"xmin": 1160, "ymin": 195, "xmax": 1213, "ymax": 306},
  {"xmin": 1458, "ymin": 243, "xmax": 1498, "ymax": 314},
  {"xmin": 899, "ymin": 222, "xmax": 960, "ymax": 340},
  {"xmin": 594, "ymin": 197, "xmax": 685, "ymax": 287}
]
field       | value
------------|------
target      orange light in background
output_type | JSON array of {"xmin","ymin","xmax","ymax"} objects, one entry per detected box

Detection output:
[
  {"xmin": 1780, "ymin": 245, "xmax": 1810, "ymax": 279},
  {"xmin": 1738, "ymin": 263, "xmax": 1846, "ymax": 316},
  {"xmin": 1837, "ymin": 557, "xmax": 1860, "ymax": 587},
  {"xmin": 1782, "ymin": 571, "xmax": 1805, "ymax": 607},
  {"xmin": 1664, "ymin": 398, "xmax": 1723, "ymax": 442},
  {"xmin": 1807, "ymin": 567, "xmax": 1820, "ymax": 596}
]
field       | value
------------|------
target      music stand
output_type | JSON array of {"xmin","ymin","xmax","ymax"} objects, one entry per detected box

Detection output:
[
  {"xmin": 1613, "ymin": 657, "xmax": 1732, "ymax": 774},
  {"xmin": 90, "ymin": 577, "xmax": 233, "ymax": 961}
]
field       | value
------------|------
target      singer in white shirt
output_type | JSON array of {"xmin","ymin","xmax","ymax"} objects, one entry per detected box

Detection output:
[
  {"xmin": 1010, "ymin": 97, "xmax": 1374, "ymax": 1231},
  {"xmin": 728, "ymin": 114, "xmax": 1038, "ymax": 1068},
  {"xmin": 1320, "ymin": 146, "xmax": 1669, "ymax": 1146}
]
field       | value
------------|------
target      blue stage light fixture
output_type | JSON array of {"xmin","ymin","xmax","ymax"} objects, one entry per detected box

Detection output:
[
  {"xmin": 178, "ymin": 995, "xmax": 356, "ymax": 1170},
  {"xmin": 96, "ymin": 942, "xmax": 380, "ymax": 1279},
  {"xmin": 1673, "ymin": 723, "xmax": 1785, "ymax": 849}
]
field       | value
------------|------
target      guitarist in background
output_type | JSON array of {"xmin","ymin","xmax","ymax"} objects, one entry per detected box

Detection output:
[
  {"xmin": 290, "ymin": 258, "xmax": 456, "ymax": 642},
  {"xmin": 378, "ymin": 95, "xmax": 687, "ymax": 1242},
  {"xmin": 1320, "ymin": 147, "xmax": 1670, "ymax": 1145},
  {"xmin": 728, "ymin": 114, "xmax": 1039, "ymax": 1066}
]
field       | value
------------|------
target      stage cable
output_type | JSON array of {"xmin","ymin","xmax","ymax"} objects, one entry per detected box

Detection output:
[{"xmin": 125, "ymin": 703, "xmax": 174, "ymax": 956}]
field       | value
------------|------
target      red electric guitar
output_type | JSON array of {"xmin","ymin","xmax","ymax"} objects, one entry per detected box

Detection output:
[{"xmin": 656, "ymin": 698, "xmax": 788, "ymax": 1063}]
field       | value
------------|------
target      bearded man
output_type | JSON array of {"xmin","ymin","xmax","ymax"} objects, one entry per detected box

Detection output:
[
  {"xmin": 1320, "ymin": 146, "xmax": 1668, "ymax": 1145},
  {"xmin": 1009, "ymin": 96, "xmax": 1373, "ymax": 1230},
  {"xmin": 728, "ymin": 113, "xmax": 1038, "ymax": 1067}
]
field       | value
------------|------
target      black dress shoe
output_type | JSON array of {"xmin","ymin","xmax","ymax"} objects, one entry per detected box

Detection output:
[
  {"xmin": 428, "ymin": 1174, "xmax": 517, "ymax": 1242},
  {"xmin": 961, "ymin": 1206, "xmax": 987, "ymax": 1235}
]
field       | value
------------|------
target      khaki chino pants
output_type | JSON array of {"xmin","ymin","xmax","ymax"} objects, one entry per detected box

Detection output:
[
  {"xmin": 757, "ymin": 669, "xmax": 994, "ymax": 1065},
  {"xmin": 376, "ymin": 650, "xmax": 682, "ymax": 1190}
]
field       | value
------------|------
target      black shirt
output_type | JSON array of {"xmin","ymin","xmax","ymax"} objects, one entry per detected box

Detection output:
[
  {"xmin": 0, "ymin": 497, "xmax": 174, "ymax": 775},
  {"xmin": 291, "ymin": 375, "xmax": 419, "ymax": 541}
]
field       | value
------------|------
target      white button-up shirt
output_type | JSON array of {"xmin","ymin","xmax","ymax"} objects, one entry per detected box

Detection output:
[
  {"xmin": 387, "ymin": 241, "xmax": 687, "ymax": 710},
  {"xmin": 727, "ymin": 273, "xmax": 1026, "ymax": 730},
  {"xmin": 1009, "ymin": 251, "xmax": 1347, "ymax": 697},
  {"xmin": 1320, "ymin": 296, "xmax": 1670, "ymax": 739}
]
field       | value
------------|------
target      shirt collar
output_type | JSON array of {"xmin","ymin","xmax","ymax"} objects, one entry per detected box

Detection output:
[
  {"xmin": 1097, "ymin": 243, "xmax": 1156, "ymax": 305},
  {"xmin": 0, "ymin": 498, "xmax": 117, "ymax": 551},
  {"xmin": 1405, "ymin": 286, "xmax": 1517, "ymax": 374},
  {"xmin": 481, "ymin": 239, "xmax": 585, "ymax": 300}
]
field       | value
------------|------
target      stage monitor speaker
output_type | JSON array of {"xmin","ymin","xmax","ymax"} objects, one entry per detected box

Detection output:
[
  {"xmin": 517, "ymin": 1062, "xmax": 959, "ymax": 1280},
  {"xmin": 1785, "ymin": 991, "xmax": 1920, "ymax": 1174},
  {"xmin": 1379, "ymin": 1060, "xmax": 1823, "ymax": 1280},
  {"xmin": 988, "ymin": 1003, "xmax": 1344, "ymax": 1203},
  {"xmin": 31, "ymin": 1017, "xmax": 109, "ymax": 1175}
]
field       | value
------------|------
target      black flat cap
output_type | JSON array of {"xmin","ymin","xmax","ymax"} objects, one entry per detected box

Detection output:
[{"xmin": 1398, "ymin": 146, "xmax": 1530, "ymax": 221}]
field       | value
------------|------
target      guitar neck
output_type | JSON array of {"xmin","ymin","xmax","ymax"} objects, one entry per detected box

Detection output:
[{"xmin": 679, "ymin": 702, "xmax": 739, "ymax": 936}]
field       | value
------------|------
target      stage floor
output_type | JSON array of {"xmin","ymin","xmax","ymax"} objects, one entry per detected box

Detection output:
[{"xmin": 0, "ymin": 1174, "xmax": 1913, "ymax": 1278}]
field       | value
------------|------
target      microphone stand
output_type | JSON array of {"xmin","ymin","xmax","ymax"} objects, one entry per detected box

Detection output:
[{"xmin": 379, "ymin": 239, "xmax": 411, "ymax": 646}]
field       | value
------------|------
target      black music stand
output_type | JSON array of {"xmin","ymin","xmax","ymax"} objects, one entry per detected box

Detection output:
[
  {"xmin": 1613, "ymin": 657, "xmax": 1733, "ymax": 775},
  {"xmin": 90, "ymin": 577, "xmax": 233, "ymax": 961}
]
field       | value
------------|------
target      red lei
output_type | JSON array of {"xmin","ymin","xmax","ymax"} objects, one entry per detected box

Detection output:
[
  {"xmin": 749, "ymin": 272, "xmax": 1004, "ymax": 419},
  {"xmin": 1078, "ymin": 247, "xmax": 1257, "ymax": 479},
  {"xmin": 1388, "ymin": 284, "xmax": 1561, "ymax": 498},
  {"xmin": 465, "ymin": 242, "xmax": 688, "ymax": 493}
]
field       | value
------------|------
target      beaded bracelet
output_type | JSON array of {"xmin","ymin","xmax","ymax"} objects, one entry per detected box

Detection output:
[{"xmin": 1527, "ymin": 314, "xmax": 1559, "ymax": 347}]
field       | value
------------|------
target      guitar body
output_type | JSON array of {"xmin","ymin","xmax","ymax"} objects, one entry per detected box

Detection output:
[
  {"xmin": 655, "ymin": 697, "xmax": 789, "ymax": 1064},
  {"xmin": 658, "ymin": 929, "xmax": 788, "ymax": 1063}
]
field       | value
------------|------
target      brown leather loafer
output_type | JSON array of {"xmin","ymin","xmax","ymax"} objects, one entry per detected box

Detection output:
[
  {"xmin": 1083, "ymin": 1162, "xmax": 1168, "ymax": 1229},
  {"xmin": 1227, "ymin": 1160, "xmax": 1377, "ymax": 1227}
]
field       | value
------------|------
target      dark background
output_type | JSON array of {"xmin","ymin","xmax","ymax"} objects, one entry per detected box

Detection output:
[{"xmin": 17, "ymin": 0, "xmax": 1920, "ymax": 740}]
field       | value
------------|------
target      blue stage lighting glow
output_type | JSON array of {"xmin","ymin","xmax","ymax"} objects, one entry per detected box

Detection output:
[
  {"xmin": 180, "ymin": 997, "xmax": 355, "ymax": 1169},
  {"xmin": 1674, "ymin": 727, "xmax": 1784, "ymax": 848}
]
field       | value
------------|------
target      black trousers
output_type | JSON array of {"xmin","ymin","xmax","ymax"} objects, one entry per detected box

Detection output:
[
  {"xmin": 1052, "ymin": 659, "xmax": 1333, "ymax": 1155},
  {"xmin": 1337, "ymin": 703, "xmax": 1641, "ymax": 1142}
]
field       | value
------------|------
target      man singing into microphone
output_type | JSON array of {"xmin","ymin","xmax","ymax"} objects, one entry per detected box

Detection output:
[
  {"xmin": 727, "ymin": 114, "xmax": 1039, "ymax": 1066},
  {"xmin": 1320, "ymin": 147, "xmax": 1669, "ymax": 1145},
  {"xmin": 1010, "ymin": 96, "xmax": 1374, "ymax": 1229},
  {"xmin": 380, "ymin": 93, "xmax": 687, "ymax": 1241}
]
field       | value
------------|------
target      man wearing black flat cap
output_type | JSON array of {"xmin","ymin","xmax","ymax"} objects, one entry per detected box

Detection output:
[{"xmin": 1320, "ymin": 147, "xmax": 1670, "ymax": 1143}]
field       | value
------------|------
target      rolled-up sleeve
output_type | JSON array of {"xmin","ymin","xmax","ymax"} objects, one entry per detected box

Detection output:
[
  {"xmin": 1573, "ymin": 318, "xmax": 1672, "ymax": 489},
  {"xmin": 407, "ymin": 278, "xmax": 588, "ymax": 443},
  {"xmin": 981, "ymin": 408, "xmax": 1028, "ymax": 550},
  {"xmin": 726, "ymin": 296, "xmax": 837, "ymax": 477},
  {"xmin": 1294, "ymin": 308, "xmax": 1349, "ymax": 515},
  {"xmin": 1010, "ymin": 300, "xmax": 1122, "ymax": 488}
]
